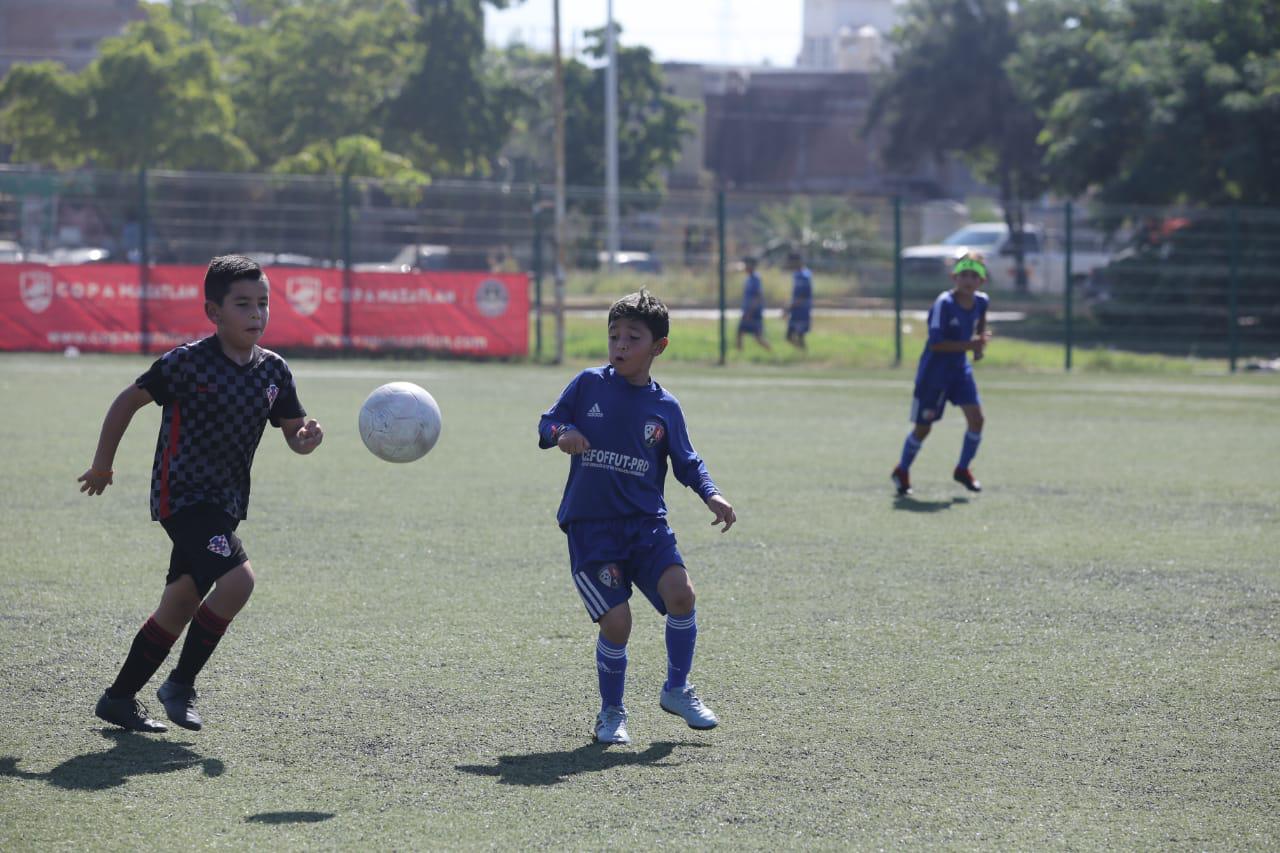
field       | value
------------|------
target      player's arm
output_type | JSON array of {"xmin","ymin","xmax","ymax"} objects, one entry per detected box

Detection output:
[
  {"xmin": 78, "ymin": 384, "xmax": 153, "ymax": 495},
  {"xmin": 667, "ymin": 410, "xmax": 735, "ymax": 532},
  {"xmin": 538, "ymin": 374, "xmax": 589, "ymax": 453},
  {"xmin": 973, "ymin": 312, "xmax": 991, "ymax": 361},
  {"xmin": 281, "ymin": 417, "xmax": 324, "ymax": 454}
]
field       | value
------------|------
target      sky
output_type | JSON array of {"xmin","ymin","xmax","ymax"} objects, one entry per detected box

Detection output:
[{"xmin": 484, "ymin": 0, "xmax": 805, "ymax": 67}]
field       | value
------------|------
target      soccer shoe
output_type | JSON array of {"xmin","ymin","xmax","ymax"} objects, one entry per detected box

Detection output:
[
  {"xmin": 156, "ymin": 679, "xmax": 203, "ymax": 731},
  {"xmin": 953, "ymin": 467, "xmax": 982, "ymax": 492},
  {"xmin": 891, "ymin": 466, "xmax": 912, "ymax": 496},
  {"xmin": 593, "ymin": 705, "xmax": 631, "ymax": 745},
  {"xmin": 95, "ymin": 691, "xmax": 167, "ymax": 733},
  {"xmin": 659, "ymin": 683, "xmax": 719, "ymax": 730}
]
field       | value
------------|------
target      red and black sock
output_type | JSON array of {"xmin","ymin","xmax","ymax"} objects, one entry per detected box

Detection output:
[
  {"xmin": 106, "ymin": 616, "xmax": 178, "ymax": 699},
  {"xmin": 168, "ymin": 604, "xmax": 232, "ymax": 686}
]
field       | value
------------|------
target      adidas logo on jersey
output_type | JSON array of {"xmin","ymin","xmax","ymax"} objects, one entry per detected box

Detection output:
[{"xmin": 587, "ymin": 403, "xmax": 604, "ymax": 418}]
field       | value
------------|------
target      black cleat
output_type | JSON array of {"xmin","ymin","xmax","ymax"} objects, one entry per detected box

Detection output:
[
  {"xmin": 891, "ymin": 466, "xmax": 912, "ymax": 496},
  {"xmin": 953, "ymin": 467, "xmax": 982, "ymax": 492},
  {"xmin": 157, "ymin": 679, "xmax": 203, "ymax": 731},
  {"xmin": 95, "ymin": 691, "xmax": 167, "ymax": 733}
]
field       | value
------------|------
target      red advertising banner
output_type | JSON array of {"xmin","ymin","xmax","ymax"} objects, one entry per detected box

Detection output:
[{"xmin": 0, "ymin": 264, "xmax": 528, "ymax": 357}]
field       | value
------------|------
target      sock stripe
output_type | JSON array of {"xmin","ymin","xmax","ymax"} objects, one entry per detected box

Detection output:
[
  {"xmin": 141, "ymin": 617, "xmax": 177, "ymax": 647},
  {"xmin": 194, "ymin": 604, "xmax": 231, "ymax": 635},
  {"xmin": 596, "ymin": 641, "xmax": 627, "ymax": 659},
  {"xmin": 666, "ymin": 614, "xmax": 696, "ymax": 629}
]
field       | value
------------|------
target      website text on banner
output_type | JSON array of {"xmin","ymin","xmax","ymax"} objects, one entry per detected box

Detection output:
[{"xmin": 0, "ymin": 265, "xmax": 529, "ymax": 356}]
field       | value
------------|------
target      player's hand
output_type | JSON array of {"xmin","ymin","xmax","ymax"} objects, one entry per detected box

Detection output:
[
  {"xmin": 557, "ymin": 430, "xmax": 590, "ymax": 455},
  {"xmin": 78, "ymin": 468, "xmax": 113, "ymax": 496},
  {"xmin": 293, "ymin": 419, "xmax": 324, "ymax": 453},
  {"xmin": 706, "ymin": 494, "xmax": 736, "ymax": 532}
]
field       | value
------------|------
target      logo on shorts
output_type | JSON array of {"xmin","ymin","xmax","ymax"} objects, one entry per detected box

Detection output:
[
  {"xmin": 265, "ymin": 384, "xmax": 279, "ymax": 406},
  {"xmin": 207, "ymin": 535, "xmax": 232, "ymax": 558},
  {"xmin": 642, "ymin": 419, "xmax": 665, "ymax": 448},
  {"xmin": 921, "ymin": 409, "xmax": 937, "ymax": 422},
  {"xmin": 597, "ymin": 563, "xmax": 624, "ymax": 589}
]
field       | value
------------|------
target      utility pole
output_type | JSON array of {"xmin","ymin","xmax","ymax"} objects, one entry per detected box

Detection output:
[
  {"xmin": 553, "ymin": 0, "xmax": 567, "ymax": 364},
  {"xmin": 605, "ymin": 0, "xmax": 619, "ymax": 269}
]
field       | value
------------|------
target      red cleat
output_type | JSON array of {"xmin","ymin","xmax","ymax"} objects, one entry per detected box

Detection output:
[{"xmin": 953, "ymin": 467, "xmax": 982, "ymax": 492}]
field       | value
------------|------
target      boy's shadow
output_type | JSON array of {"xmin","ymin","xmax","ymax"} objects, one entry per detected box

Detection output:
[
  {"xmin": 894, "ymin": 496, "xmax": 969, "ymax": 513},
  {"xmin": 0, "ymin": 730, "xmax": 225, "ymax": 791},
  {"xmin": 456, "ymin": 740, "xmax": 707, "ymax": 787}
]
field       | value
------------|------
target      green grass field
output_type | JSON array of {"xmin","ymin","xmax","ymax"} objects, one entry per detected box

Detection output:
[{"xmin": 1, "ymin": 352, "xmax": 1277, "ymax": 849}]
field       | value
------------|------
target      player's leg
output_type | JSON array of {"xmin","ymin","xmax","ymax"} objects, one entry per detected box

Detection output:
[
  {"xmin": 952, "ymin": 374, "xmax": 985, "ymax": 491},
  {"xmin": 593, "ymin": 600, "xmax": 632, "ymax": 744},
  {"xmin": 894, "ymin": 390, "xmax": 943, "ymax": 495},
  {"xmin": 568, "ymin": 523, "xmax": 635, "ymax": 743},
  {"xmin": 95, "ymin": 572, "xmax": 201, "ymax": 732},
  {"xmin": 155, "ymin": 509, "xmax": 250, "ymax": 730}
]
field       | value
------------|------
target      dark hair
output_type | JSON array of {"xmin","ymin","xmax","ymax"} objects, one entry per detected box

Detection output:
[
  {"xmin": 204, "ymin": 254, "xmax": 266, "ymax": 304},
  {"xmin": 608, "ymin": 289, "xmax": 669, "ymax": 340}
]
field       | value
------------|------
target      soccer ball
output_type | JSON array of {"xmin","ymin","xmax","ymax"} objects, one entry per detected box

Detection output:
[{"xmin": 358, "ymin": 381, "xmax": 442, "ymax": 463}]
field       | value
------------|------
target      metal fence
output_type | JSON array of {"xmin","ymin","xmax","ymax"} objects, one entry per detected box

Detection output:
[{"xmin": 1, "ymin": 165, "xmax": 1276, "ymax": 368}]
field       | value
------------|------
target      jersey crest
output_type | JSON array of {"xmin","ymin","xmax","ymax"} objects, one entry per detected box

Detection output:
[
  {"xmin": 643, "ymin": 419, "xmax": 665, "ymax": 448},
  {"xmin": 265, "ymin": 384, "xmax": 279, "ymax": 407}
]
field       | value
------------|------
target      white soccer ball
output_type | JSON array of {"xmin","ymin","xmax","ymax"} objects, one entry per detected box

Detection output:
[{"xmin": 358, "ymin": 381, "xmax": 442, "ymax": 463}]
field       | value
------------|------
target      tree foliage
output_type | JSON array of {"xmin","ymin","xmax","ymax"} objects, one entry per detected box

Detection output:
[{"xmin": 1010, "ymin": 0, "xmax": 1280, "ymax": 206}]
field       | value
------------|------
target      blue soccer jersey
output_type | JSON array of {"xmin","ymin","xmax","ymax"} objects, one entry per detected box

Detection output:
[
  {"xmin": 538, "ymin": 366, "xmax": 719, "ymax": 529},
  {"xmin": 741, "ymin": 273, "xmax": 764, "ymax": 322},
  {"xmin": 789, "ymin": 268, "xmax": 813, "ymax": 325},
  {"xmin": 915, "ymin": 289, "xmax": 989, "ymax": 388}
]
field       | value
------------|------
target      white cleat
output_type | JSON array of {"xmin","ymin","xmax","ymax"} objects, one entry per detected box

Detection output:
[
  {"xmin": 659, "ymin": 683, "xmax": 719, "ymax": 729},
  {"xmin": 593, "ymin": 705, "xmax": 631, "ymax": 744}
]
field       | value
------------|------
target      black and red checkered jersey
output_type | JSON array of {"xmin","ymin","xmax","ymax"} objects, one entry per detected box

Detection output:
[{"xmin": 136, "ymin": 335, "xmax": 306, "ymax": 521}]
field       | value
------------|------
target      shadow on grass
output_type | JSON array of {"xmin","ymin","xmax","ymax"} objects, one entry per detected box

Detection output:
[
  {"xmin": 893, "ymin": 496, "xmax": 970, "ymax": 513},
  {"xmin": 456, "ymin": 741, "xmax": 708, "ymax": 786},
  {"xmin": 245, "ymin": 811, "xmax": 335, "ymax": 825},
  {"xmin": 0, "ymin": 730, "xmax": 225, "ymax": 790}
]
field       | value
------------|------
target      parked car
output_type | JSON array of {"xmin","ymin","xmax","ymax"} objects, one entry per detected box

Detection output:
[
  {"xmin": 25, "ymin": 246, "xmax": 113, "ymax": 265},
  {"xmin": 0, "ymin": 240, "xmax": 23, "ymax": 262},
  {"xmin": 901, "ymin": 223, "xmax": 1113, "ymax": 294},
  {"xmin": 597, "ymin": 250, "xmax": 662, "ymax": 274}
]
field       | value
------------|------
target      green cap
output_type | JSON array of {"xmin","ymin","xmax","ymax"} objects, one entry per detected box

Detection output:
[{"xmin": 953, "ymin": 257, "xmax": 988, "ymax": 279}]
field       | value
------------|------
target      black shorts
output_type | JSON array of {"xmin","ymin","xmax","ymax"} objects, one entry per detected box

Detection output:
[{"xmin": 160, "ymin": 505, "xmax": 248, "ymax": 596}]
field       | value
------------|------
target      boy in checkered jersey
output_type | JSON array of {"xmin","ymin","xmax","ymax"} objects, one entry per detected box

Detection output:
[
  {"xmin": 539, "ymin": 290, "xmax": 737, "ymax": 745},
  {"xmin": 78, "ymin": 255, "xmax": 323, "ymax": 733}
]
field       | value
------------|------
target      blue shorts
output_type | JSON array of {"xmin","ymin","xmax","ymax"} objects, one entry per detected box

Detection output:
[
  {"xmin": 911, "ymin": 371, "xmax": 980, "ymax": 424},
  {"xmin": 565, "ymin": 517, "xmax": 684, "ymax": 621},
  {"xmin": 738, "ymin": 314, "xmax": 764, "ymax": 334},
  {"xmin": 787, "ymin": 315, "xmax": 811, "ymax": 335}
]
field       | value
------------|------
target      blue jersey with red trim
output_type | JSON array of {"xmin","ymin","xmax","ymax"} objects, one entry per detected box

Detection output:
[
  {"xmin": 136, "ymin": 335, "xmax": 304, "ymax": 521},
  {"xmin": 538, "ymin": 365, "xmax": 718, "ymax": 529}
]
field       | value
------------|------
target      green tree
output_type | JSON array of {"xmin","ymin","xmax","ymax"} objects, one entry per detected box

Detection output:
[
  {"xmin": 1010, "ymin": 0, "xmax": 1280, "ymax": 206},
  {"xmin": 382, "ymin": 0, "xmax": 524, "ymax": 176},
  {"xmin": 272, "ymin": 134, "xmax": 429, "ymax": 202},
  {"xmin": 0, "ymin": 7, "xmax": 253, "ymax": 170},
  {"xmin": 867, "ymin": 0, "xmax": 1045, "ymax": 289}
]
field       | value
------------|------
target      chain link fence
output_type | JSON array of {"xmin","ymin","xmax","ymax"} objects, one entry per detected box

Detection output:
[{"xmin": 1, "ymin": 165, "xmax": 1276, "ymax": 367}]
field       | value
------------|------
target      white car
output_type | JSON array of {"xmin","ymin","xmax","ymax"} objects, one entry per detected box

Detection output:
[
  {"xmin": 0, "ymin": 240, "xmax": 23, "ymax": 262},
  {"xmin": 902, "ymin": 223, "xmax": 1112, "ymax": 294}
]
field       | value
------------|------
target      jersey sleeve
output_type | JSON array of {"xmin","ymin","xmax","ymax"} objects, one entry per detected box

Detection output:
[
  {"xmin": 268, "ymin": 360, "xmax": 306, "ymax": 426},
  {"xmin": 666, "ymin": 403, "xmax": 719, "ymax": 501},
  {"xmin": 135, "ymin": 346, "xmax": 187, "ymax": 405},
  {"xmin": 538, "ymin": 372, "xmax": 582, "ymax": 449},
  {"xmin": 926, "ymin": 296, "xmax": 953, "ymax": 346}
]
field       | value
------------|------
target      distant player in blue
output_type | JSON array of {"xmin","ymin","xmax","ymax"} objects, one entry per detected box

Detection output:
[
  {"xmin": 784, "ymin": 251, "xmax": 813, "ymax": 349},
  {"xmin": 539, "ymin": 290, "xmax": 737, "ymax": 745},
  {"xmin": 735, "ymin": 256, "xmax": 770, "ymax": 351},
  {"xmin": 892, "ymin": 253, "xmax": 992, "ymax": 496}
]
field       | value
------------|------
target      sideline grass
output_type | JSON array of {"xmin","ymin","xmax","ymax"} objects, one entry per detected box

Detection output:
[
  {"xmin": 536, "ymin": 313, "xmax": 1230, "ymax": 374},
  {"xmin": 0, "ymin": 354, "xmax": 1276, "ymax": 849}
]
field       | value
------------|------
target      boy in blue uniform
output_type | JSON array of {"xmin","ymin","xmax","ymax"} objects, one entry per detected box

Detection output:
[
  {"xmin": 539, "ymin": 290, "xmax": 737, "ymax": 745},
  {"xmin": 78, "ymin": 255, "xmax": 324, "ymax": 733},
  {"xmin": 892, "ymin": 253, "xmax": 991, "ymax": 496},
  {"xmin": 735, "ymin": 256, "xmax": 770, "ymax": 351},
  {"xmin": 783, "ymin": 251, "xmax": 813, "ymax": 349}
]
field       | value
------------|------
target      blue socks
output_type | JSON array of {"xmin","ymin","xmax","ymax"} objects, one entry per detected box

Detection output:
[
  {"xmin": 899, "ymin": 433, "xmax": 923, "ymax": 471},
  {"xmin": 959, "ymin": 430, "xmax": 982, "ymax": 469},
  {"xmin": 596, "ymin": 636, "xmax": 627, "ymax": 710},
  {"xmin": 664, "ymin": 610, "xmax": 698, "ymax": 691}
]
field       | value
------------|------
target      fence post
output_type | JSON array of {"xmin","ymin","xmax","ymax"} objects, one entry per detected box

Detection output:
[
  {"xmin": 717, "ymin": 188, "xmax": 726, "ymax": 367},
  {"xmin": 1229, "ymin": 206, "xmax": 1240, "ymax": 372},
  {"xmin": 1064, "ymin": 201, "xmax": 1074, "ymax": 371},
  {"xmin": 532, "ymin": 185, "xmax": 544, "ymax": 362},
  {"xmin": 893, "ymin": 196, "xmax": 902, "ymax": 367},
  {"xmin": 138, "ymin": 166, "xmax": 149, "ymax": 354},
  {"xmin": 341, "ymin": 172, "xmax": 352, "ymax": 350}
]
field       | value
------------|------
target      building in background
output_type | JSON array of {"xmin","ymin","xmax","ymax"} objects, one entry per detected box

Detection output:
[
  {"xmin": 797, "ymin": 0, "xmax": 904, "ymax": 72},
  {"xmin": 0, "ymin": 0, "xmax": 144, "ymax": 77}
]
